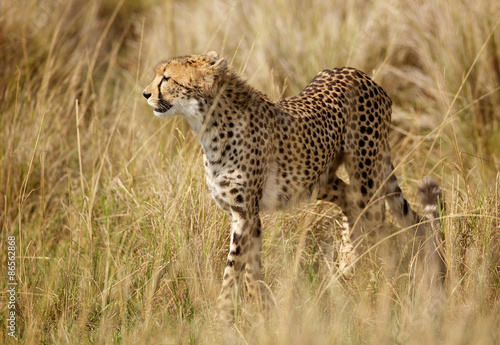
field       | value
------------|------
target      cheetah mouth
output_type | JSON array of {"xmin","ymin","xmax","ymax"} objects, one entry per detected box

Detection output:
[{"xmin": 154, "ymin": 100, "xmax": 173, "ymax": 113}]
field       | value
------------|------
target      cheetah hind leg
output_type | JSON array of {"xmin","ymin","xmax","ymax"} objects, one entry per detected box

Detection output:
[
  {"xmin": 317, "ymin": 175, "xmax": 386, "ymax": 278},
  {"xmin": 316, "ymin": 175, "xmax": 353, "ymax": 277}
]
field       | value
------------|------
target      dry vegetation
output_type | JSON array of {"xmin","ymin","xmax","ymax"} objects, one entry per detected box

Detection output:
[{"xmin": 1, "ymin": 0, "xmax": 500, "ymax": 343}]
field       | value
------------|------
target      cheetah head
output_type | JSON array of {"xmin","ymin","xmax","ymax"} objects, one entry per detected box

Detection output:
[{"xmin": 143, "ymin": 51, "xmax": 227, "ymax": 130}]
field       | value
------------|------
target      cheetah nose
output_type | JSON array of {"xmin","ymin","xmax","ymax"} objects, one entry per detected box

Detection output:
[{"xmin": 143, "ymin": 92, "xmax": 151, "ymax": 99}]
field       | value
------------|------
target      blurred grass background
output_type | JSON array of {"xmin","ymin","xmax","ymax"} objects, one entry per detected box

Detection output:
[{"xmin": 1, "ymin": 0, "xmax": 499, "ymax": 343}]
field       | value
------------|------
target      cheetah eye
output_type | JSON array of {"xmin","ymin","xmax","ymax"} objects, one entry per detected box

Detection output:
[{"xmin": 162, "ymin": 76, "xmax": 170, "ymax": 83}]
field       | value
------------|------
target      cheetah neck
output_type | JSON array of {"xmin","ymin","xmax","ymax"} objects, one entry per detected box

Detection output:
[{"xmin": 196, "ymin": 74, "xmax": 275, "ymax": 166}]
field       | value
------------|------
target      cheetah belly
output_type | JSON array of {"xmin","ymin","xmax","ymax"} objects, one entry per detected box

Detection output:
[
  {"xmin": 259, "ymin": 162, "xmax": 310, "ymax": 212},
  {"xmin": 259, "ymin": 167, "xmax": 283, "ymax": 212}
]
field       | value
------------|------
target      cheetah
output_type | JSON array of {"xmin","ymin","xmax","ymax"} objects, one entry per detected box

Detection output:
[{"xmin": 143, "ymin": 51, "xmax": 443, "ymax": 322}]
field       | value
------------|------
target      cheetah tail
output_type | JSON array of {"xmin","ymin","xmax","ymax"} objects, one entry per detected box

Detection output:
[
  {"xmin": 415, "ymin": 177, "xmax": 447, "ymax": 293},
  {"xmin": 417, "ymin": 177, "xmax": 443, "ymax": 221}
]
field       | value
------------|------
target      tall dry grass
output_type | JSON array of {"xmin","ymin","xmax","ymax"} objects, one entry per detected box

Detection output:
[{"xmin": 1, "ymin": 0, "xmax": 499, "ymax": 344}]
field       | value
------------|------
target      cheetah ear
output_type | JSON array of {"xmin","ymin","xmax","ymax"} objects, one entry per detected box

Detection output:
[
  {"xmin": 205, "ymin": 51, "xmax": 227, "ymax": 72},
  {"xmin": 211, "ymin": 57, "xmax": 227, "ymax": 72},
  {"xmin": 205, "ymin": 51, "xmax": 219, "ymax": 59}
]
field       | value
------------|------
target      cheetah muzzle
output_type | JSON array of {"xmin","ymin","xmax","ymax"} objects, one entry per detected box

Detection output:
[{"xmin": 155, "ymin": 99, "xmax": 172, "ymax": 114}]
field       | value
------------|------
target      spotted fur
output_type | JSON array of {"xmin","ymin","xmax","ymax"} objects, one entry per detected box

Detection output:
[{"xmin": 143, "ymin": 51, "xmax": 441, "ymax": 322}]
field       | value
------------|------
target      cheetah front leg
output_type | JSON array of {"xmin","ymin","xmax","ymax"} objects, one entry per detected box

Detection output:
[
  {"xmin": 217, "ymin": 206, "xmax": 271, "ymax": 323},
  {"xmin": 242, "ymin": 219, "xmax": 274, "ymax": 316},
  {"xmin": 217, "ymin": 207, "xmax": 252, "ymax": 322}
]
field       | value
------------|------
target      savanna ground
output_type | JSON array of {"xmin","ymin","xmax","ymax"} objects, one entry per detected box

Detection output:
[{"xmin": 1, "ymin": 0, "xmax": 500, "ymax": 343}]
